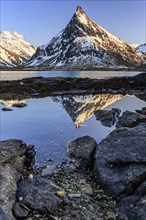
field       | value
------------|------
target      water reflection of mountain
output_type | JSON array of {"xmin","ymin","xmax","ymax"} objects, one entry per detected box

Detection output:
[
  {"xmin": 52, "ymin": 94, "xmax": 124, "ymax": 128},
  {"xmin": 0, "ymin": 99, "xmax": 27, "ymax": 107}
]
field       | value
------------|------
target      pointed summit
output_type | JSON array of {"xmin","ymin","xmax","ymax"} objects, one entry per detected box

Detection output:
[
  {"xmin": 27, "ymin": 6, "xmax": 142, "ymax": 69},
  {"xmin": 76, "ymin": 6, "xmax": 85, "ymax": 14}
]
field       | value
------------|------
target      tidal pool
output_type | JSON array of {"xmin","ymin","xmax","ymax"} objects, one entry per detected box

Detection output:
[{"xmin": 0, "ymin": 94, "xmax": 145, "ymax": 165}]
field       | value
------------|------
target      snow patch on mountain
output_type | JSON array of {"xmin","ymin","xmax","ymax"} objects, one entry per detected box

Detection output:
[
  {"xmin": 0, "ymin": 31, "xmax": 36, "ymax": 68},
  {"xmin": 130, "ymin": 44, "xmax": 139, "ymax": 49}
]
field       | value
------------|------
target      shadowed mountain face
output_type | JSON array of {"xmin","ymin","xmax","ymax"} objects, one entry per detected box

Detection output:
[
  {"xmin": 0, "ymin": 32, "xmax": 36, "ymax": 68},
  {"xmin": 27, "ymin": 6, "xmax": 142, "ymax": 69},
  {"xmin": 52, "ymin": 94, "xmax": 124, "ymax": 128}
]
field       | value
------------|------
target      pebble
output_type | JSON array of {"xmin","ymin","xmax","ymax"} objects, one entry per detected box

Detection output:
[
  {"xmin": 68, "ymin": 193, "xmax": 82, "ymax": 199},
  {"xmin": 56, "ymin": 191, "xmax": 66, "ymax": 197}
]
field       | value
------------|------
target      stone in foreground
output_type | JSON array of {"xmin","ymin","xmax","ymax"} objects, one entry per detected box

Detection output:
[
  {"xmin": 0, "ymin": 139, "xmax": 35, "ymax": 220},
  {"xmin": 67, "ymin": 136, "xmax": 97, "ymax": 171},
  {"xmin": 94, "ymin": 123, "xmax": 146, "ymax": 197},
  {"xmin": 15, "ymin": 177, "xmax": 63, "ymax": 216}
]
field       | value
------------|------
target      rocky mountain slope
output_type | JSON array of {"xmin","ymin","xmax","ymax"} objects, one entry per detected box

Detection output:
[
  {"xmin": 0, "ymin": 31, "xmax": 36, "ymax": 68},
  {"xmin": 26, "ymin": 6, "xmax": 142, "ymax": 69}
]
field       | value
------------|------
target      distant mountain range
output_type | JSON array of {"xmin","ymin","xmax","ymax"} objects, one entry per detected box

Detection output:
[
  {"xmin": 0, "ymin": 6, "xmax": 145, "ymax": 70},
  {"xmin": 0, "ymin": 31, "xmax": 36, "ymax": 68}
]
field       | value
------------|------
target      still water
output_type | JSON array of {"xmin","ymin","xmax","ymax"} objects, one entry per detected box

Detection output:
[
  {"xmin": 0, "ymin": 70, "xmax": 142, "ymax": 81},
  {"xmin": 0, "ymin": 94, "xmax": 145, "ymax": 165}
]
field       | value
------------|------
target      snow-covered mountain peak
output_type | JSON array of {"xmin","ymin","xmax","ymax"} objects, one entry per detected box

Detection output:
[
  {"xmin": 74, "ymin": 6, "xmax": 92, "ymax": 27},
  {"xmin": 26, "ymin": 6, "xmax": 143, "ymax": 69},
  {"xmin": 0, "ymin": 31, "xmax": 36, "ymax": 68}
]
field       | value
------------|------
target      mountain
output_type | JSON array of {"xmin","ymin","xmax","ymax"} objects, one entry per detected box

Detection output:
[
  {"xmin": 134, "ymin": 43, "xmax": 146, "ymax": 70},
  {"xmin": 136, "ymin": 43, "xmax": 146, "ymax": 60},
  {"xmin": 0, "ymin": 31, "xmax": 36, "ymax": 68},
  {"xmin": 26, "ymin": 6, "xmax": 142, "ymax": 69},
  {"xmin": 52, "ymin": 94, "xmax": 124, "ymax": 128}
]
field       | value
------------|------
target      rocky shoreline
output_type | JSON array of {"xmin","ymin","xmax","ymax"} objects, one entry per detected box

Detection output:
[
  {"xmin": 0, "ymin": 107, "xmax": 146, "ymax": 220},
  {"xmin": 0, "ymin": 73, "xmax": 146, "ymax": 219},
  {"xmin": 0, "ymin": 73, "xmax": 146, "ymax": 101}
]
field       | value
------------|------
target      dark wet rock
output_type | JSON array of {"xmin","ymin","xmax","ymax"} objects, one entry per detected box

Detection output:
[
  {"xmin": 136, "ymin": 107, "xmax": 146, "ymax": 115},
  {"xmin": 136, "ymin": 91, "xmax": 146, "ymax": 102},
  {"xmin": 24, "ymin": 144, "xmax": 36, "ymax": 168},
  {"xmin": 12, "ymin": 103, "xmax": 27, "ymax": 108},
  {"xmin": 116, "ymin": 110, "xmax": 146, "ymax": 128},
  {"xmin": 15, "ymin": 177, "xmax": 63, "ymax": 214},
  {"xmin": 0, "ymin": 139, "xmax": 35, "ymax": 220},
  {"xmin": 1, "ymin": 107, "xmax": 13, "ymax": 111},
  {"xmin": 94, "ymin": 123, "xmax": 146, "ymax": 197},
  {"xmin": 13, "ymin": 202, "xmax": 29, "ymax": 219},
  {"xmin": 117, "ymin": 179, "xmax": 146, "ymax": 219},
  {"xmin": 67, "ymin": 136, "xmax": 97, "ymax": 171},
  {"xmin": 118, "ymin": 195, "xmax": 146, "ymax": 220},
  {"xmin": 94, "ymin": 108, "xmax": 121, "ymax": 127}
]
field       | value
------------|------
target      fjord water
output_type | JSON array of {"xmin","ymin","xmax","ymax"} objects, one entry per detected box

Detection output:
[
  {"xmin": 0, "ymin": 70, "xmax": 141, "ymax": 81},
  {"xmin": 0, "ymin": 94, "xmax": 145, "ymax": 165}
]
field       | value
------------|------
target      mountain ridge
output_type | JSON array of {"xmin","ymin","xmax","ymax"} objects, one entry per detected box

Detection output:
[
  {"xmin": 26, "ymin": 6, "xmax": 143, "ymax": 69},
  {"xmin": 0, "ymin": 31, "xmax": 36, "ymax": 68}
]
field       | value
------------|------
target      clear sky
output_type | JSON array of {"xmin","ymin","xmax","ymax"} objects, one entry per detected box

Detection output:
[{"xmin": 1, "ymin": 0, "xmax": 146, "ymax": 47}]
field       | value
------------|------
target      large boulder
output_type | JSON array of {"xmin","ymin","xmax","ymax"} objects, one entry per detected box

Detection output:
[
  {"xmin": 13, "ymin": 177, "xmax": 63, "ymax": 218},
  {"xmin": 94, "ymin": 123, "xmax": 146, "ymax": 197},
  {"xmin": 67, "ymin": 136, "xmax": 97, "ymax": 171},
  {"xmin": 116, "ymin": 111, "xmax": 146, "ymax": 128},
  {"xmin": 94, "ymin": 108, "xmax": 121, "ymax": 127},
  {"xmin": 0, "ymin": 139, "xmax": 35, "ymax": 220}
]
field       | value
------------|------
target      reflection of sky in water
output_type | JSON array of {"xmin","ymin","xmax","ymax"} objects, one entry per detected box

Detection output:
[
  {"xmin": 0, "ymin": 95, "xmax": 145, "ymax": 165},
  {"xmin": 0, "ymin": 70, "xmax": 142, "ymax": 81}
]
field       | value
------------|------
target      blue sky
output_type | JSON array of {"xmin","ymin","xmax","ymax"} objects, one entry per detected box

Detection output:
[{"xmin": 1, "ymin": 0, "xmax": 146, "ymax": 47}]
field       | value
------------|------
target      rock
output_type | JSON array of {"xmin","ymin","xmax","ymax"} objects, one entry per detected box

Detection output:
[
  {"xmin": 116, "ymin": 111, "xmax": 146, "ymax": 128},
  {"xmin": 1, "ymin": 107, "xmax": 13, "ymax": 111},
  {"xmin": 0, "ymin": 139, "xmax": 35, "ymax": 220},
  {"xmin": 56, "ymin": 191, "xmax": 66, "ymax": 197},
  {"xmin": 80, "ymin": 184, "xmax": 93, "ymax": 195},
  {"xmin": 12, "ymin": 103, "xmax": 27, "ymax": 108},
  {"xmin": 15, "ymin": 177, "xmax": 63, "ymax": 214},
  {"xmin": 94, "ymin": 123, "xmax": 146, "ymax": 197},
  {"xmin": 24, "ymin": 144, "xmax": 36, "ymax": 168},
  {"xmin": 19, "ymin": 82, "xmax": 24, "ymax": 86},
  {"xmin": 117, "ymin": 179, "xmax": 146, "ymax": 219},
  {"xmin": 67, "ymin": 136, "xmax": 97, "ymax": 171},
  {"xmin": 0, "ymin": 208, "xmax": 10, "ymax": 220},
  {"xmin": 13, "ymin": 202, "xmax": 29, "ymax": 219},
  {"xmin": 68, "ymin": 193, "xmax": 82, "ymax": 199},
  {"xmin": 136, "ymin": 107, "xmax": 146, "ymax": 115},
  {"xmin": 94, "ymin": 108, "xmax": 121, "ymax": 127}
]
